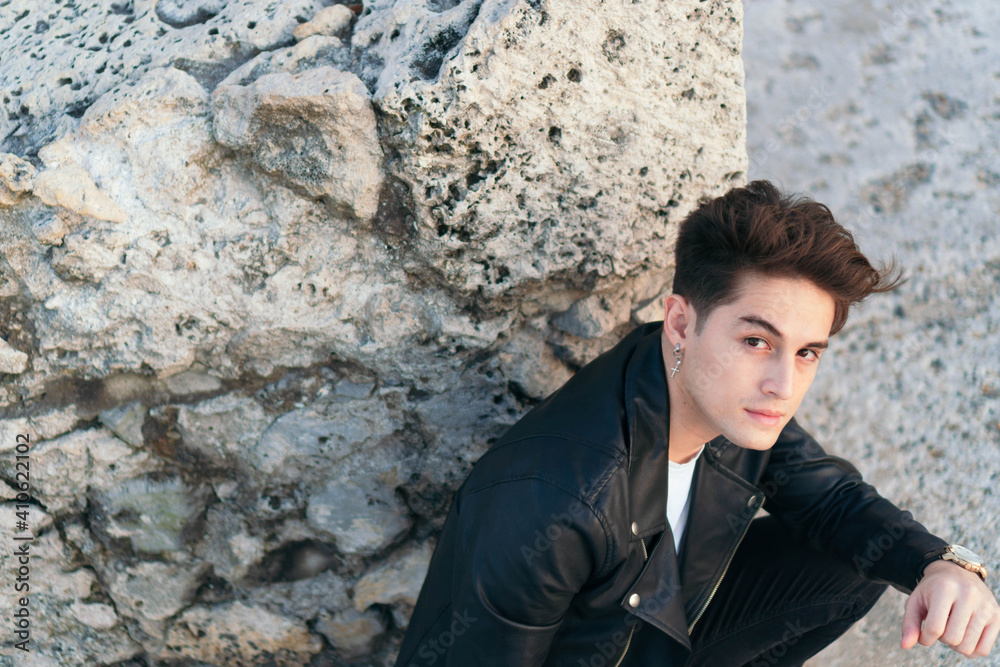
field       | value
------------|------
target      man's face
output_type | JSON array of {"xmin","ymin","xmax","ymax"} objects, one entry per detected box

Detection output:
[{"xmin": 673, "ymin": 273, "xmax": 836, "ymax": 451}]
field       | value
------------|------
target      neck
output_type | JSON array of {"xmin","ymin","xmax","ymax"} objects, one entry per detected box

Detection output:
[
  {"xmin": 667, "ymin": 402, "xmax": 712, "ymax": 463},
  {"xmin": 662, "ymin": 336, "xmax": 718, "ymax": 464}
]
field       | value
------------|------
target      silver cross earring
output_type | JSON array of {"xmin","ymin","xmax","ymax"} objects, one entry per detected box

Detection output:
[{"xmin": 670, "ymin": 343, "xmax": 683, "ymax": 378}]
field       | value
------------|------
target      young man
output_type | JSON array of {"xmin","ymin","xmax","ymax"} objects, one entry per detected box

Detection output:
[{"xmin": 395, "ymin": 181, "xmax": 999, "ymax": 666}]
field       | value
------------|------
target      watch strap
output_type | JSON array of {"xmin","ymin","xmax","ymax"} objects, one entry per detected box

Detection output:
[
  {"xmin": 917, "ymin": 545, "xmax": 987, "ymax": 583},
  {"xmin": 916, "ymin": 546, "xmax": 951, "ymax": 583}
]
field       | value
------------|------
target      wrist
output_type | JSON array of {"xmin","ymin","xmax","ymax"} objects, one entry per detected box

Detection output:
[
  {"xmin": 922, "ymin": 560, "xmax": 967, "ymax": 577},
  {"xmin": 917, "ymin": 544, "xmax": 988, "ymax": 583}
]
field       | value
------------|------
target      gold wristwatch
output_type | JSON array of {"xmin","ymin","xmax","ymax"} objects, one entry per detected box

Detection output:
[{"xmin": 920, "ymin": 544, "xmax": 988, "ymax": 582}]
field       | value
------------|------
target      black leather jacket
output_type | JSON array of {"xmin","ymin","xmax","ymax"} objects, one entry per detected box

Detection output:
[{"xmin": 396, "ymin": 323, "xmax": 947, "ymax": 666}]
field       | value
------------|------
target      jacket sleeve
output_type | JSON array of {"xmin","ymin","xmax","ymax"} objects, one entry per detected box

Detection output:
[
  {"xmin": 442, "ymin": 477, "xmax": 609, "ymax": 666},
  {"xmin": 760, "ymin": 418, "xmax": 948, "ymax": 594}
]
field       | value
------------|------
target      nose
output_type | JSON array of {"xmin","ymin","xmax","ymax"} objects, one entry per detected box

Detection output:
[{"xmin": 761, "ymin": 354, "xmax": 794, "ymax": 401}]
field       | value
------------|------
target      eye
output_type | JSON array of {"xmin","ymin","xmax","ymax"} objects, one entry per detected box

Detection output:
[
  {"xmin": 744, "ymin": 337, "xmax": 768, "ymax": 350},
  {"xmin": 798, "ymin": 348, "xmax": 821, "ymax": 361}
]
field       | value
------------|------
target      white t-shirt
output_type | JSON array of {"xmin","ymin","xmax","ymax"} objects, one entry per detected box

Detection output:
[{"xmin": 667, "ymin": 445, "xmax": 705, "ymax": 552}]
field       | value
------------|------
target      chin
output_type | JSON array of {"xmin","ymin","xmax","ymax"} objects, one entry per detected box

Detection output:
[
  {"xmin": 736, "ymin": 438, "xmax": 779, "ymax": 451},
  {"xmin": 722, "ymin": 427, "xmax": 781, "ymax": 451}
]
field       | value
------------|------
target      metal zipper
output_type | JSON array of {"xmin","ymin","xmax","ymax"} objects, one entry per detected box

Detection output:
[
  {"xmin": 613, "ymin": 622, "xmax": 637, "ymax": 667},
  {"xmin": 687, "ymin": 508, "xmax": 755, "ymax": 634},
  {"xmin": 613, "ymin": 537, "xmax": 647, "ymax": 667}
]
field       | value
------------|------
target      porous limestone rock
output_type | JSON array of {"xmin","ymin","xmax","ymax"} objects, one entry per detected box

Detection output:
[
  {"xmin": 0, "ymin": 336, "xmax": 29, "ymax": 374},
  {"xmin": 496, "ymin": 321, "xmax": 574, "ymax": 400},
  {"xmin": 214, "ymin": 33, "xmax": 355, "ymax": 90},
  {"xmin": 293, "ymin": 4, "xmax": 354, "ymax": 42},
  {"xmin": 91, "ymin": 476, "xmax": 209, "ymax": 553},
  {"xmin": 0, "ymin": 531, "xmax": 142, "ymax": 666},
  {"xmin": 212, "ymin": 66, "xmax": 384, "ymax": 220},
  {"xmin": 0, "ymin": 0, "xmax": 330, "ymax": 156},
  {"xmin": 194, "ymin": 505, "xmax": 267, "ymax": 582},
  {"xmin": 50, "ymin": 226, "xmax": 129, "ymax": 284},
  {"xmin": 554, "ymin": 293, "xmax": 633, "ymax": 340},
  {"xmin": 155, "ymin": 0, "xmax": 228, "ymax": 29},
  {"xmin": 8, "ymin": 428, "xmax": 156, "ymax": 516},
  {"xmin": 0, "ymin": 407, "xmax": 79, "ymax": 457},
  {"xmin": 98, "ymin": 401, "xmax": 148, "ymax": 449},
  {"xmin": 631, "ymin": 292, "xmax": 670, "ymax": 326},
  {"xmin": 249, "ymin": 570, "xmax": 351, "ymax": 621},
  {"xmin": 0, "ymin": 500, "xmax": 52, "ymax": 533},
  {"xmin": 362, "ymin": 0, "xmax": 745, "ymax": 306},
  {"xmin": 108, "ymin": 560, "xmax": 210, "ymax": 637},
  {"xmin": 27, "ymin": 405, "xmax": 81, "ymax": 440},
  {"xmin": 316, "ymin": 607, "xmax": 388, "ymax": 659},
  {"xmin": 354, "ymin": 540, "xmax": 435, "ymax": 616},
  {"xmin": 175, "ymin": 392, "xmax": 273, "ymax": 462},
  {"xmin": 160, "ymin": 601, "xmax": 323, "ymax": 665},
  {"xmin": 0, "ymin": 153, "xmax": 35, "ymax": 205},
  {"xmin": 306, "ymin": 472, "xmax": 412, "ymax": 555},
  {"xmin": 32, "ymin": 161, "xmax": 128, "ymax": 223},
  {"xmin": 69, "ymin": 602, "xmax": 119, "ymax": 630},
  {"xmin": 251, "ymin": 393, "xmax": 403, "ymax": 484}
]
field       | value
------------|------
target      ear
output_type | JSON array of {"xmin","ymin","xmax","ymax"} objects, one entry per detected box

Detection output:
[{"xmin": 662, "ymin": 293, "xmax": 695, "ymax": 347}]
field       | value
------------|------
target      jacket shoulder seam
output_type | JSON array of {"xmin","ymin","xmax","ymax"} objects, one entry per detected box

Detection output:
[
  {"xmin": 490, "ymin": 432, "xmax": 624, "ymax": 457},
  {"xmin": 584, "ymin": 450, "xmax": 625, "ymax": 505},
  {"xmin": 464, "ymin": 472, "xmax": 599, "ymax": 505},
  {"xmin": 588, "ymin": 452, "xmax": 626, "ymax": 576}
]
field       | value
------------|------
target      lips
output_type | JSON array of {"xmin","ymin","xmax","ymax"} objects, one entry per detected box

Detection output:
[{"xmin": 745, "ymin": 408, "xmax": 783, "ymax": 426}]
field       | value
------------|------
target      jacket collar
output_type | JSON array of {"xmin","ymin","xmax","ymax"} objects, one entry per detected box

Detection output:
[{"xmin": 623, "ymin": 324, "xmax": 672, "ymax": 538}]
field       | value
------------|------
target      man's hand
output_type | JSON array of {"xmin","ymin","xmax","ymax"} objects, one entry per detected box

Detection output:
[{"xmin": 902, "ymin": 560, "xmax": 1000, "ymax": 657}]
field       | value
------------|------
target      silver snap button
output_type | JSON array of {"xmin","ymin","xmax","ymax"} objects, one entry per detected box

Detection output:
[
  {"xmin": 747, "ymin": 495, "xmax": 757, "ymax": 507},
  {"xmin": 628, "ymin": 594, "xmax": 640, "ymax": 608},
  {"xmin": 631, "ymin": 522, "xmax": 639, "ymax": 535}
]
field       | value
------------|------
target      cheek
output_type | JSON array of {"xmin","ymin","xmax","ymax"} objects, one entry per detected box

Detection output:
[
  {"xmin": 706, "ymin": 374, "xmax": 745, "ymax": 415},
  {"xmin": 698, "ymin": 341, "xmax": 747, "ymax": 386},
  {"xmin": 782, "ymin": 373, "xmax": 816, "ymax": 414},
  {"xmin": 795, "ymin": 365, "xmax": 819, "ymax": 393}
]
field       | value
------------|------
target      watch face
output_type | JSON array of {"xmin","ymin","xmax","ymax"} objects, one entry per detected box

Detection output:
[{"xmin": 951, "ymin": 544, "xmax": 984, "ymax": 565}]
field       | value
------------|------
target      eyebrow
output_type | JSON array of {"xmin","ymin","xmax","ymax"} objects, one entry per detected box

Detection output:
[{"xmin": 738, "ymin": 315, "xmax": 829, "ymax": 350}]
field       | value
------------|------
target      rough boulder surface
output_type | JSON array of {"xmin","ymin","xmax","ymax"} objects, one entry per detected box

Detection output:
[{"xmin": 0, "ymin": 0, "xmax": 744, "ymax": 664}]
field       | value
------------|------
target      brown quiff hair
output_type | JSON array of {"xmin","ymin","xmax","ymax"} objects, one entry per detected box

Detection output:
[{"xmin": 671, "ymin": 180, "xmax": 902, "ymax": 335}]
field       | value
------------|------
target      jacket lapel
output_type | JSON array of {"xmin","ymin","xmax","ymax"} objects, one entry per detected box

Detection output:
[
  {"xmin": 623, "ymin": 328, "xmax": 669, "ymax": 538},
  {"xmin": 621, "ymin": 525, "xmax": 691, "ymax": 648},
  {"xmin": 679, "ymin": 445, "xmax": 763, "ymax": 628}
]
